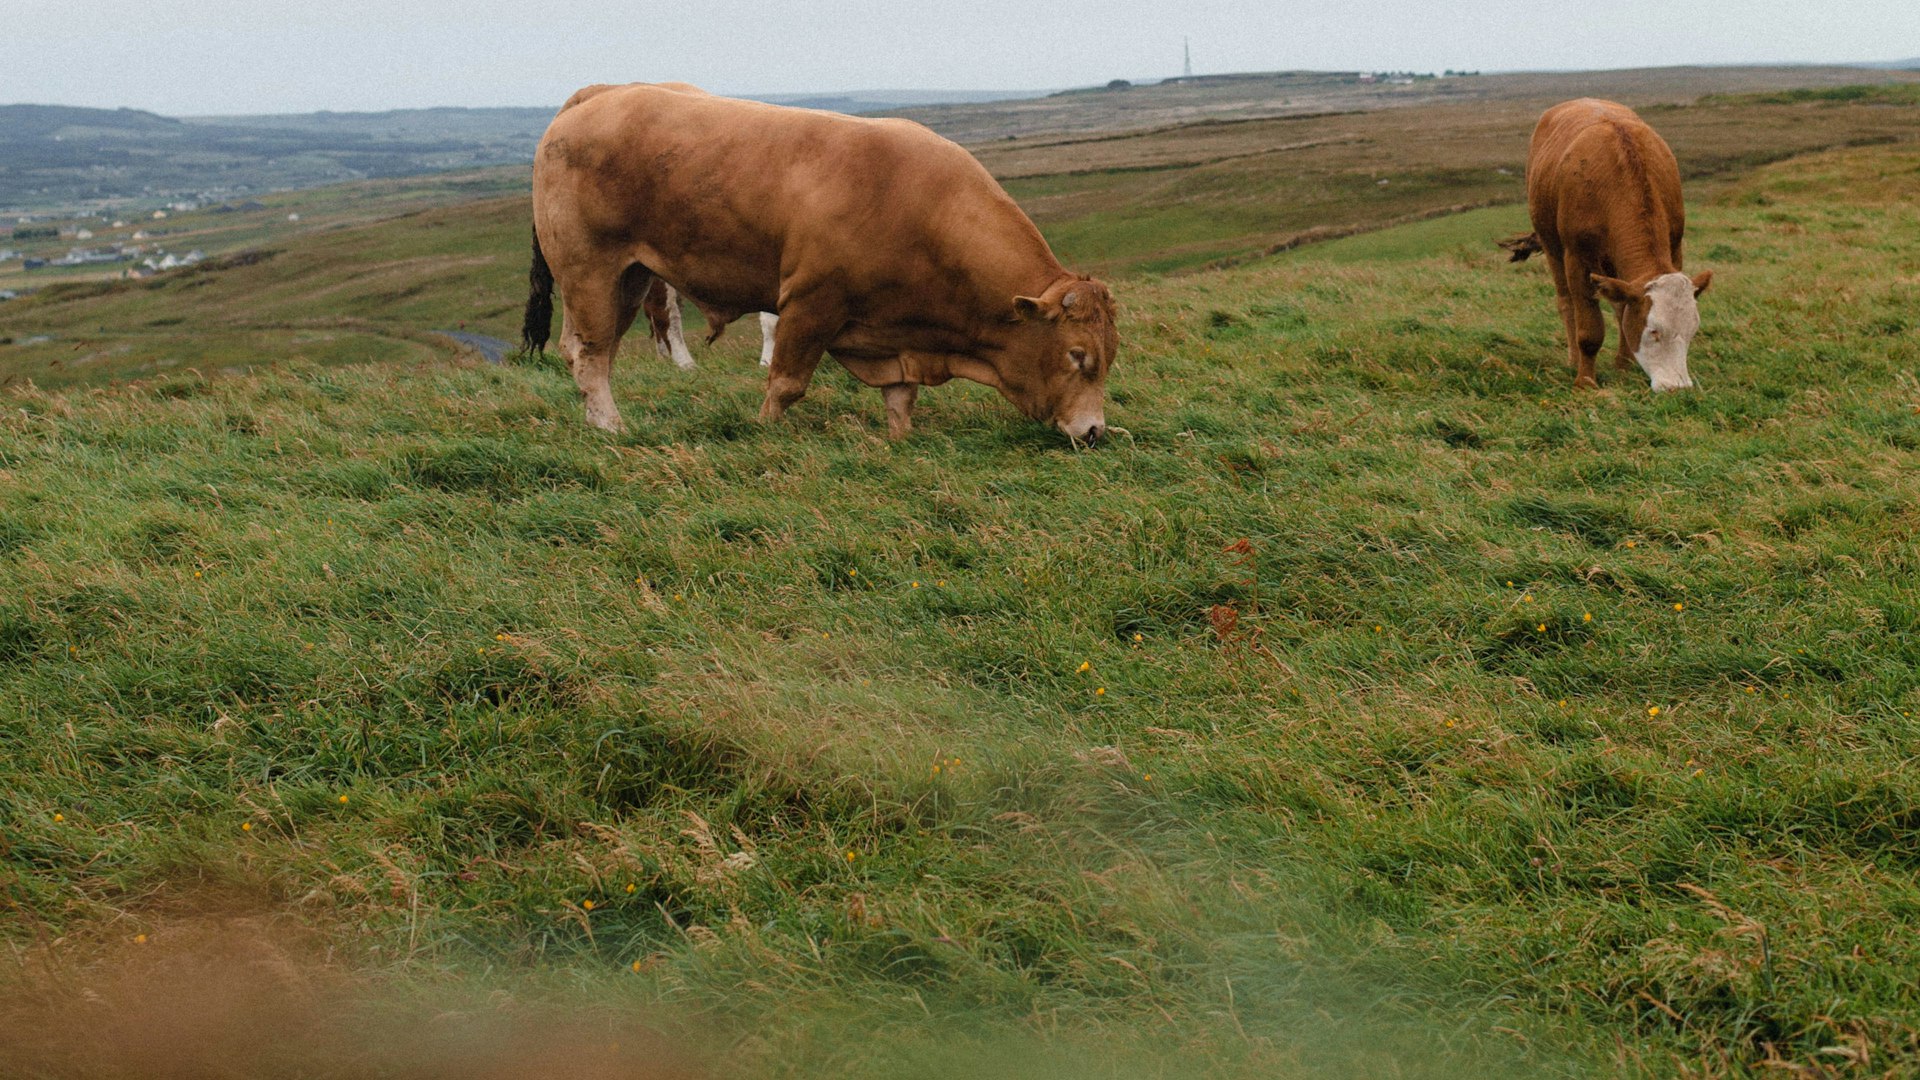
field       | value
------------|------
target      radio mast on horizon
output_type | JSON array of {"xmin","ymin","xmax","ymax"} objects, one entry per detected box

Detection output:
[{"xmin": 1183, "ymin": 37, "xmax": 1193, "ymax": 78}]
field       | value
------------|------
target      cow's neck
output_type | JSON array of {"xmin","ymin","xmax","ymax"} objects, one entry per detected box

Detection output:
[{"xmin": 1602, "ymin": 203, "xmax": 1680, "ymax": 283}]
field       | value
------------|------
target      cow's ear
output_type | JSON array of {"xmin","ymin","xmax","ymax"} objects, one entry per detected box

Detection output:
[
  {"xmin": 1589, "ymin": 274, "xmax": 1641, "ymax": 304},
  {"xmin": 1690, "ymin": 270, "xmax": 1713, "ymax": 298},
  {"xmin": 1012, "ymin": 295, "xmax": 1058, "ymax": 322}
]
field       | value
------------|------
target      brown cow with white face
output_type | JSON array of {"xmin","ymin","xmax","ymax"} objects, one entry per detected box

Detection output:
[
  {"xmin": 522, "ymin": 82, "xmax": 1118, "ymax": 442},
  {"xmin": 1501, "ymin": 98, "xmax": 1712, "ymax": 391}
]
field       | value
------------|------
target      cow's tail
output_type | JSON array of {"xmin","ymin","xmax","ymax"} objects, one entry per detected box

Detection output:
[
  {"xmin": 1498, "ymin": 232, "xmax": 1543, "ymax": 263},
  {"xmin": 520, "ymin": 224, "xmax": 554, "ymax": 355}
]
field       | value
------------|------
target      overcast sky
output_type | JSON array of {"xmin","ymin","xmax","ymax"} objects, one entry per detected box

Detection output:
[{"xmin": 7, "ymin": 0, "xmax": 1917, "ymax": 115}]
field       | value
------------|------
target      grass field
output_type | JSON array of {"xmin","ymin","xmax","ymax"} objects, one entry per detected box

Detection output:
[{"xmin": 1, "ymin": 129, "xmax": 1917, "ymax": 1076}]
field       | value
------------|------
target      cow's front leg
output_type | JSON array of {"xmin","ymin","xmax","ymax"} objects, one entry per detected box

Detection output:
[
  {"xmin": 759, "ymin": 307, "xmax": 837, "ymax": 422},
  {"xmin": 1563, "ymin": 257, "xmax": 1604, "ymax": 389},
  {"xmin": 1610, "ymin": 302, "xmax": 1636, "ymax": 371},
  {"xmin": 882, "ymin": 383, "xmax": 918, "ymax": 440}
]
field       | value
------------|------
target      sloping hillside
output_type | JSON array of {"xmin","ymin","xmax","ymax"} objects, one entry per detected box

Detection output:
[{"xmin": 1, "ymin": 142, "xmax": 1917, "ymax": 1078}]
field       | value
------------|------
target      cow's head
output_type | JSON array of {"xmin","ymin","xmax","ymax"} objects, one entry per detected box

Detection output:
[
  {"xmin": 1002, "ymin": 276, "xmax": 1119, "ymax": 445},
  {"xmin": 1592, "ymin": 270, "xmax": 1713, "ymax": 392}
]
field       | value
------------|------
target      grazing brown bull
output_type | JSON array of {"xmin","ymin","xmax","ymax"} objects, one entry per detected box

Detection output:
[
  {"xmin": 522, "ymin": 82, "xmax": 1118, "ymax": 442},
  {"xmin": 1501, "ymin": 99, "xmax": 1712, "ymax": 391}
]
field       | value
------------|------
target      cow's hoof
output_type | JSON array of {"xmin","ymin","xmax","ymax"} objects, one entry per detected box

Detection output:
[{"xmin": 1573, "ymin": 376, "xmax": 1599, "ymax": 390}]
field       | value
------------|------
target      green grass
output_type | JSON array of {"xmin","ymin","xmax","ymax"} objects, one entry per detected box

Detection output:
[{"xmin": 2, "ymin": 140, "xmax": 1919, "ymax": 1077}]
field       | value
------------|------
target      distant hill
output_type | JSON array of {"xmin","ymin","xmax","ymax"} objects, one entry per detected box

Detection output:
[
  {"xmin": 0, "ymin": 95, "xmax": 1038, "ymax": 216},
  {"xmin": 1861, "ymin": 58, "xmax": 1920, "ymax": 69},
  {"xmin": 0, "ymin": 104, "xmax": 549, "ymax": 216},
  {"xmin": 754, "ymin": 89, "xmax": 1043, "ymax": 114},
  {"xmin": 0, "ymin": 104, "xmax": 181, "ymax": 135}
]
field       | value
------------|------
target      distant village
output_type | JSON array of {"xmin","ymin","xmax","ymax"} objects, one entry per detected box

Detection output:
[{"xmin": 0, "ymin": 194, "xmax": 306, "ymax": 300}]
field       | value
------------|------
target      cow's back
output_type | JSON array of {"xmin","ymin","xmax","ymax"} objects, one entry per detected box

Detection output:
[{"xmin": 1525, "ymin": 99, "xmax": 1685, "ymax": 265}]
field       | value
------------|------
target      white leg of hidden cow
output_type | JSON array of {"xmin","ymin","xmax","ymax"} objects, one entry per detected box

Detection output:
[
  {"xmin": 758, "ymin": 312, "xmax": 778, "ymax": 366},
  {"xmin": 662, "ymin": 285, "xmax": 696, "ymax": 371}
]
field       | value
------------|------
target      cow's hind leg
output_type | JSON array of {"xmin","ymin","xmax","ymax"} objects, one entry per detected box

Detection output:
[
  {"xmin": 642, "ymin": 278, "xmax": 672, "ymax": 360},
  {"xmin": 641, "ymin": 279, "xmax": 694, "ymax": 369},
  {"xmin": 882, "ymin": 383, "xmax": 917, "ymax": 440},
  {"xmin": 558, "ymin": 264, "xmax": 647, "ymax": 432},
  {"xmin": 654, "ymin": 283, "xmax": 696, "ymax": 370}
]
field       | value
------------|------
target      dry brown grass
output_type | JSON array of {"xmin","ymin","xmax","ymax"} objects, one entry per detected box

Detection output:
[{"xmin": 0, "ymin": 907, "xmax": 703, "ymax": 1080}]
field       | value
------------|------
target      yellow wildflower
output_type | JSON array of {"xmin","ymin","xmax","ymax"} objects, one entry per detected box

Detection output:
[
  {"xmin": 135, "ymin": 934, "xmax": 148, "ymax": 945},
  {"xmin": 241, "ymin": 822, "xmax": 252, "ymax": 832},
  {"xmin": 1077, "ymin": 661, "xmax": 1091, "ymax": 673},
  {"xmin": 1095, "ymin": 687, "xmax": 1106, "ymax": 696},
  {"xmin": 625, "ymin": 883, "xmax": 636, "ymax": 894},
  {"xmin": 1583, "ymin": 612, "xmax": 1592, "ymax": 623},
  {"xmin": 1648, "ymin": 706, "xmax": 1661, "ymax": 717},
  {"xmin": 52, "ymin": 813, "xmax": 63, "ymax": 823},
  {"xmin": 337, "ymin": 794, "xmax": 349, "ymax": 805},
  {"xmin": 1673, "ymin": 603, "xmax": 1684, "ymax": 612},
  {"xmin": 583, "ymin": 899, "xmax": 595, "ymax": 911}
]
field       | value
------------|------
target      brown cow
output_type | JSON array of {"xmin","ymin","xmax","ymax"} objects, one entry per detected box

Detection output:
[
  {"xmin": 1501, "ymin": 99, "xmax": 1712, "ymax": 391},
  {"xmin": 521, "ymin": 82, "xmax": 1118, "ymax": 442}
]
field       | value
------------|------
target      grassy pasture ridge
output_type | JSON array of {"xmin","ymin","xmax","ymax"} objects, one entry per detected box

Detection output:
[
  {"xmin": 1, "ymin": 140, "xmax": 1918, "ymax": 1076},
  {"xmin": 8, "ymin": 78, "xmax": 1920, "ymax": 390}
]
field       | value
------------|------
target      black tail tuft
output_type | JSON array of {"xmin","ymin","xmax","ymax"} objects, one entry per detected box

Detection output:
[
  {"xmin": 1498, "ymin": 232, "xmax": 1544, "ymax": 263},
  {"xmin": 520, "ymin": 225, "xmax": 554, "ymax": 355}
]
